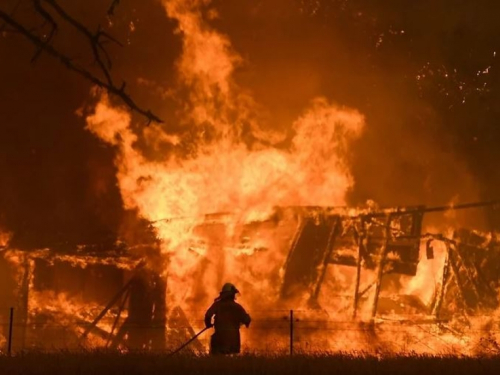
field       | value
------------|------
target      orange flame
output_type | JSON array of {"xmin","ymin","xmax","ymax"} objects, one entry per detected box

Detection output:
[
  {"xmin": 86, "ymin": 0, "xmax": 364, "ymax": 319},
  {"xmin": 0, "ymin": 229, "xmax": 12, "ymax": 248}
]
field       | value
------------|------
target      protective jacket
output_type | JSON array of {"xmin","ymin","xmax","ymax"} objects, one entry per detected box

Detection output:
[{"xmin": 204, "ymin": 297, "xmax": 251, "ymax": 354}]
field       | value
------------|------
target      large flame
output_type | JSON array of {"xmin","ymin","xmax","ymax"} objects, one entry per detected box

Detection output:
[
  {"xmin": 86, "ymin": 0, "xmax": 364, "ymax": 321},
  {"xmin": 81, "ymin": 0, "xmax": 500, "ymax": 356}
]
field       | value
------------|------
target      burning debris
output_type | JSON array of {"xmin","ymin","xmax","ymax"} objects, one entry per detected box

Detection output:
[
  {"xmin": 429, "ymin": 228, "xmax": 500, "ymax": 318},
  {"xmin": 1, "ymin": 200, "xmax": 500, "ymax": 354}
]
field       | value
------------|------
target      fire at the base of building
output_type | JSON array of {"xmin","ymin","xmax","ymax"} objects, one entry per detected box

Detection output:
[{"xmin": 1, "ymin": 200, "xmax": 500, "ymax": 355}]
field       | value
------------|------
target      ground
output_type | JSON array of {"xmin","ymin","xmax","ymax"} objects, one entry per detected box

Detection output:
[{"xmin": 0, "ymin": 352, "xmax": 499, "ymax": 375}]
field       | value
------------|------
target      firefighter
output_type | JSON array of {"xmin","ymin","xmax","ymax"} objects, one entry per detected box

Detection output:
[{"xmin": 204, "ymin": 283, "xmax": 251, "ymax": 355}]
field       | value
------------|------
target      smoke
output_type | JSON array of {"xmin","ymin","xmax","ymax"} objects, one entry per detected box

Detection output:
[{"xmin": 208, "ymin": 0, "xmax": 484, "ymax": 214}]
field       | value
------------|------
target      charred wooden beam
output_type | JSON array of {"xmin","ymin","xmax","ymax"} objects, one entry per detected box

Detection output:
[
  {"xmin": 446, "ymin": 243, "xmax": 470, "ymax": 316},
  {"xmin": 106, "ymin": 287, "xmax": 130, "ymax": 347},
  {"xmin": 150, "ymin": 273, "xmax": 167, "ymax": 350},
  {"xmin": 371, "ymin": 215, "xmax": 392, "ymax": 320},
  {"xmin": 149, "ymin": 199, "xmax": 500, "ymax": 226},
  {"xmin": 167, "ymin": 306, "xmax": 204, "ymax": 352},
  {"xmin": 78, "ymin": 266, "xmax": 141, "ymax": 342},
  {"xmin": 358, "ymin": 282, "xmax": 375, "ymax": 298},
  {"xmin": 311, "ymin": 217, "xmax": 341, "ymax": 302},
  {"xmin": 110, "ymin": 269, "xmax": 167, "ymax": 350},
  {"xmin": 76, "ymin": 320, "xmax": 111, "ymax": 342},
  {"xmin": 352, "ymin": 233, "xmax": 364, "ymax": 319},
  {"xmin": 431, "ymin": 245, "xmax": 450, "ymax": 319},
  {"xmin": 452, "ymin": 245, "xmax": 484, "ymax": 309},
  {"xmin": 353, "ymin": 199, "xmax": 500, "ymax": 220}
]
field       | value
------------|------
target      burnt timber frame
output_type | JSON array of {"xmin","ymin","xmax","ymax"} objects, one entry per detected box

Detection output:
[
  {"xmin": 1, "ymin": 198, "xmax": 499, "ymax": 349},
  {"xmin": 428, "ymin": 229, "xmax": 500, "ymax": 319},
  {"xmin": 2, "ymin": 248, "xmax": 170, "ymax": 351},
  {"xmin": 282, "ymin": 209, "xmax": 424, "ymax": 318},
  {"xmin": 281, "ymin": 199, "xmax": 500, "ymax": 321},
  {"xmin": 78, "ymin": 262, "xmax": 168, "ymax": 350}
]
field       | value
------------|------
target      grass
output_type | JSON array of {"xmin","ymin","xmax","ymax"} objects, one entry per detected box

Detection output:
[{"xmin": 0, "ymin": 351, "xmax": 500, "ymax": 375}]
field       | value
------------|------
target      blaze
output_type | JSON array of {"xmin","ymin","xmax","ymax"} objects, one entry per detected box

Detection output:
[
  {"xmin": 1, "ymin": 0, "xmax": 498, "ymax": 357},
  {"xmin": 85, "ymin": 0, "xmax": 364, "ymax": 330},
  {"xmin": 29, "ymin": 0, "xmax": 494, "ymax": 356}
]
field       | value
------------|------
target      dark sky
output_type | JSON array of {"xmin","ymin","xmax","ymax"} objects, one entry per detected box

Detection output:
[{"xmin": 1, "ymin": 0, "xmax": 500, "ymax": 247}]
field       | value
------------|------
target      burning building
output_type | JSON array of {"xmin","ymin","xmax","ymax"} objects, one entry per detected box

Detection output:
[
  {"xmin": 2, "ymin": 0, "xmax": 500, "ymax": 357},
  {"xmin": 2, "ymin": 200, "xmax": 500, "ymax": 354}
]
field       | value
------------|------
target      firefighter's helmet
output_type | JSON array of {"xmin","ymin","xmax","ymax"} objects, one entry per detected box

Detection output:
[{"xmin": 220, "ymin": 283, "xmax": 239, "ymax": 294}]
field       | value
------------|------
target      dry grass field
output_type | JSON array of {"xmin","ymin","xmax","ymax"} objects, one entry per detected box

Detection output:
[{"xmin": 0, "ymin": 351, "xmax": 500, "ymax": 375}]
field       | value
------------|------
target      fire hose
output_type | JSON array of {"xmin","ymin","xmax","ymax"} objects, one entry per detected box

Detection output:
[{"xmin": 166, "ymin": 326, "xmax": 210, "ymax": 357}]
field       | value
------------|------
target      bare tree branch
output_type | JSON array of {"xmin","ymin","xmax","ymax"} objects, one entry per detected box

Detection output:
[
  {"xmin": 41, "ymin": 0, "xmax": 115, "ymax": 86},
  {"xmin": 0, "ymin": 1, "xmax": 163, "ymax": 124},
  {"xmin": 31, "ymin": 0, "xmax": 58, "ymax": 62},
  {"xmin": 107, "ymin": 0, "xmax": 121, "ymax": 17},
  {"xmin": 0, "ymin": 0, "xmax": 22, "ymax": 34}
]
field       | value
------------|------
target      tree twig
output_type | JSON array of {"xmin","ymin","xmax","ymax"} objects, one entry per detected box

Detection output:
[
  {"xmin": 0, "ymin": 0, "xmax": 22, "ymax": 34},
  {"xmin": 107, "ymin": 0, "xmax": 121, "ymax": 17},
  {"xmin": 41, "ymin": 0, "xmax": 115, "ymax": 86},
  {"xmin": 0, "ymin": 8, "xmax": 163, "ymax": 123},
  {"xmin": 31, "ymin": 0, "xmax": 58, "ymax": 62}
]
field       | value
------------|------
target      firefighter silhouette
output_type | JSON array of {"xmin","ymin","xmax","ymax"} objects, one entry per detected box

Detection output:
[{"xmin": 204, "ymin": 283, "xmax": 251, "ymax": 354}]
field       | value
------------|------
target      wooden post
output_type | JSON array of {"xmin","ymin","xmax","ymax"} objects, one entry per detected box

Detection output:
[
  {"xmin": 150, "ymin": 272, "xmax": 167, "ymax": 351},
  {"xmin": 8, "ymin": 307, "xmax": 14, "ymax": 356},
  {"xmin": 79, "ymin": 261, "xmax": 144, "ymax": 343},
  {"xmin": 432, "ymin": 243, "xmax": 450, "ymax": 318},
  {"xmin": 371, "ymin": 215, "xmax": 392, "ymax": 320},
  {"xmin": 352, "ymin": 226, "xmax": 364, "ymax": 319},
  {"xmin": 447, "ymin": 244, "xmax": 469, "ymax": 313},
  {"xmin": 289, "ymin": 310, "xmax": 294, "ymax": 356},
  {"xmin": 312, "ymin": 218, "xmax": 339, "ymax": 301},
  {"xmin": 280, "ymin": 220, "xmax": 305, "ymax": 300},
  {"xmin": 106, "ymin": 288, "xmax": 130, "ymax": 347},
  {"xmin": 453, "ymin": 242, "xmax": 484, "ymax": 307}
]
